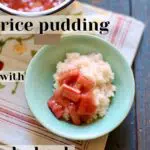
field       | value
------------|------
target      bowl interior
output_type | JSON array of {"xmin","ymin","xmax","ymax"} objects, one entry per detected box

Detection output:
[
  {"xmin": 0, "ymin": 0, "xmax": 73, "ymax": 16},
  {"xmin": 25, "ymin": 34, "xmax": 135, "ymax": 140}
]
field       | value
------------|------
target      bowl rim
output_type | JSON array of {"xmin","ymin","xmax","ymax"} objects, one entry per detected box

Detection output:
[
  {"xmin": 25, "ymin": 34, "xmax": 135, "ymax": 140},
  {"xmin": 0, "ymin": 0, "xmax": 74, "ymax": 17}
]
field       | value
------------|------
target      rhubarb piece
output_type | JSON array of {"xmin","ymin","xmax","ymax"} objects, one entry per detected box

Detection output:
[
  {"xmin": 58, "ymin": 69, "xmax": 79, "ymax": 86},
  {"xmin": 76, "ymin": 74, "xmax": 95, "ymax": 92},
  {"xmin": 77, "ymin": 92, "xmax": 97, "ymax": 115},
  {"xmin": 68, "ymin": 103, "xmax": 81, "ymax": 125},
  {"xmin": 61, "ymin": 84, "xmax": 81, "ymax": 102},
  {"xmin": 48, "ymin": 98, "xmax": 64, "ymax": 119},
  {"xmin": 52, "ymin": 103, "xmax": 64, "ymax": 118}
]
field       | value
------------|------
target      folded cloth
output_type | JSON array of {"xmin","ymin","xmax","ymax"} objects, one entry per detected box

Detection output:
[{"xmin": 0, "ymin": 1, "xmax": 145, "ymax": 150}]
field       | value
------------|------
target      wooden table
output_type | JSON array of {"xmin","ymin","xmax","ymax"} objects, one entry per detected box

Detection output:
[{"xmin": 81, "ymin": 0, "xmax": 149, "ymax": 150}]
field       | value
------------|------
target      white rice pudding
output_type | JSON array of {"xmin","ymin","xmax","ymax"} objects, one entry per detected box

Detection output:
[{"xmin": 54, "ymin": 53, "xmax": 116, "ymax": 122}]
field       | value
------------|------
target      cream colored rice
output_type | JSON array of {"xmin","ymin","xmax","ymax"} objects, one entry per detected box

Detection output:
[{"xmin": 53, "ymin": 53, "xmax": 116, "ymax": 123}]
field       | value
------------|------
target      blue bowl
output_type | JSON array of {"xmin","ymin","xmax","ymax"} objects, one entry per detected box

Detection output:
[{"xmin": 25, "ymin": 34, "xmax": 135, "ymax": 140}]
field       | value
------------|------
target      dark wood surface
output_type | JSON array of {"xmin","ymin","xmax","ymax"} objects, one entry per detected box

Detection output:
[
  {"xmin": 81, "ymin": 0, "xmax": 149, "ymax": 150},
  {"xmin": 132, "ymin": 0, "xmax": 150, "ymax": 150}
]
